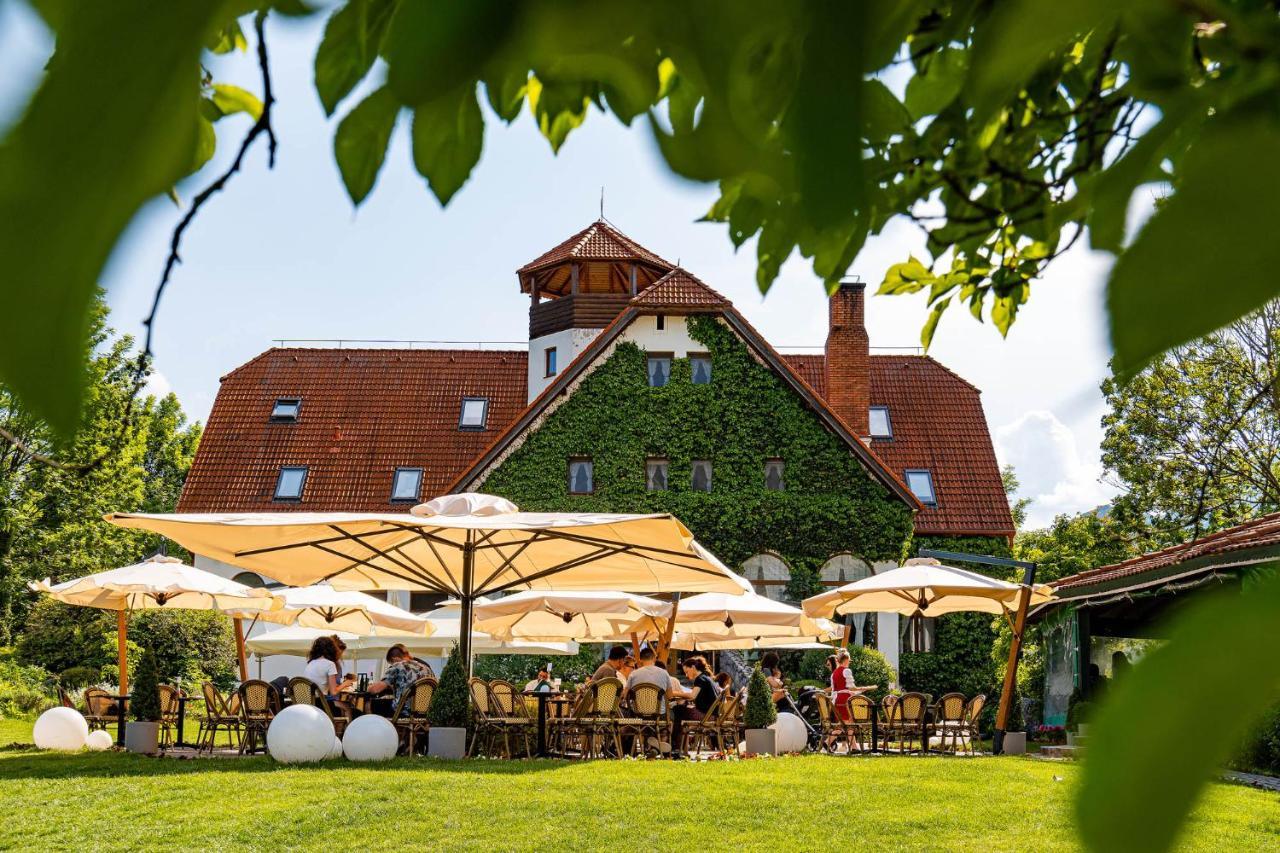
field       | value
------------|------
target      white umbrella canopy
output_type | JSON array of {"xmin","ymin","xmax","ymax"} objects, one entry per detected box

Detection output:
[
  {"xmin": 107, "ymin": 493, "xmax": 750, "ymax": 674},
  {"xmin": 29, "ymin": 555, "xmax": 284, "ymax": 613},
  {"xmin": 672, "ymin": 634, "xmax": 837, "ymax": 651},
  {"xmin": 245, "ymin": 624, "xmax": 577, "ymax": 658},
  {"xmin": 223, "ymin": 583, "xmax": 432, "ymax": 636},
  {"xmin": 472, "ymin": 590, "xmax": 672, "ymax": 642},
  {"xmin": 638, "ymin": 590, "xmax": 835, "ymax": 641},
  {"xmin": 802, "ymin": 558, "xmax": 1055, "ymax": 619}
]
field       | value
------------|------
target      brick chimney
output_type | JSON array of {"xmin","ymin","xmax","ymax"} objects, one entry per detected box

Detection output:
[{"xmin": 825, "ymin": 281, "xmax": 870, "ymax": 437}]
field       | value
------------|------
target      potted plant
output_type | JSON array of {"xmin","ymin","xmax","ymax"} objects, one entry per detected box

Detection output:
[
  {"xmin": 427, "ymin": 644, "xmax": 470, "ymax": 759},
  {"xmin": 124, "ymin": 648, "xmax": 161, "ymax": 755},
  {"xmin": 744, "ymin": 665, "xmax": 778, "ymax": 756}
]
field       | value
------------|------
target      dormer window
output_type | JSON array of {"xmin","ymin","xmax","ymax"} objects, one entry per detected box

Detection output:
[
  {"xmin": 869, "ymin": 406, "xmax": 892, "ymax": 439},
  {"xmin": 905, "ymin": 469, "xmax": 936, "ymax": 506},
  {"xmin": 274, "ymin": 466, "xmax": 307, "ymax": 501},
  {"xmin": 391, "ymin": 467, "xmax": 423, "ymax": 502},
  {"xmin": 271, "ymin": 398, "xmax": 301, "ymax": 422},
  {"xmin": 459, "ymin": 397, "xmax": 489, "ymax": 430},
  {"xmin": 690, "ymin": 355, "xmax": 712, "ymax": 385},
  {"xmin": 647, "ymin": 355, "xmax": 672, "ymax": 387}
]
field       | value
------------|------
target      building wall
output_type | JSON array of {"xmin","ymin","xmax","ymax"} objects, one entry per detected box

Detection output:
[{"xmin": 527, "ymin": 327, "xmax": 602, "ymax": 401}]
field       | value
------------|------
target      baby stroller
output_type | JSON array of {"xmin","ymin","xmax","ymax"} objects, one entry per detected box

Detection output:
[{"xmin": 787, "ymin": 686, "xmax": 825, "ymax": 752}]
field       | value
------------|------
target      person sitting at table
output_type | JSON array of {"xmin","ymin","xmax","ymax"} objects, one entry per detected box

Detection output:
[
  {"xmin": 592, "ymin": 645, "xmax": 630, "ymax": 682},
  {"xmin": 625, "ymin": 647, "xmax": 672, "ymax": 700},
  {"xmin": 303, "ymin": 635, "xmax": 344, "ymax": 700},
  {"xmin": 653, "ymin": 659, "xmax": 683, "ymax": 696},
  {"xmin": 524, "ymin": 666, "xmax": 554, "ymax": 692},
  {"xmin": 670, "ymin": 656, "xmax": 720, "ymax": 758},
  {"xmin": 760, "ymin": 651, "xmax": 788, "ymax": 708},
  {"xmin": 620, "ymin": 654, "xmax": 638, "ymax": 680},
  {"xmin": 367, "ymin": 643, "xmax": 431, "ymax": 716},
  {"xmin": 714, "ymin": 671, "xmax": 734, "ymax": 698}
]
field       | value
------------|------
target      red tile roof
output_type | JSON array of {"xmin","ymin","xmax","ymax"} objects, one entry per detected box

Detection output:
[
  {"xmin": 176, "ymin": 349, "xmax": 528, "ymax": 512},
  {"xmin": 517, "ymin": 219, "xmax": 672, "ymax": 275},
  {"xmin": 630, "ymin": 268, "xmax": 732, "ymax": 310},
  {"xmin": 1052, "ymin": 511, "xmax": 1280, "ymax": 593},
  {"xmin": 784, "ymin": 353, "xmax": 1014, "ymax": 538}
]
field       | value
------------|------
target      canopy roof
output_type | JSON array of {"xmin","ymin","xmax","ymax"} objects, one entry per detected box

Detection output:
[
  {"xmin": 226, "ymin": 583, "xmax": 432, "ymax": 636},
  {"xmin": 29, "ymin": 555, "xmax": 283, "ymax": 614},
  {"xmin": 472, "ymin": 590, "xmax": 672, "ymax": 642},
  {"xmin": 106, "ymin": 493, "xmax": 751, "ymax": 598},
  {"xmin": 244, "ymin": 623, "xmax": 576, "ymax": 658},
  {"xmin": 803, "ymin": 558, "xmax": 1054, "ymax": 618}
]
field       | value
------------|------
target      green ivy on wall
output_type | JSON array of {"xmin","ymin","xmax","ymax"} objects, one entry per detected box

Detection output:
[{"xmin": 480, "ymin": 315, "xmax": 916, "ymax": 579}]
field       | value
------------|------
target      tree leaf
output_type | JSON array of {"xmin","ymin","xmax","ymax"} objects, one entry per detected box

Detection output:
[
  {"xmin": 384, "ymin": 0, "xmax": 515, "ymax": 107},
  {"xmin": 1108, "ymin": 117, "xmax": 1280, "ymax": 380},
  {"xmin": 210, "ymin": 83, "xmax": 262, "ymax": 120},
  {"xmin": 1077, "ymin": 572, "xmax": 1280, "ymax": 852},
  {"xmin": 904, "ymin": 47, "xmax": 967, "ymax": 121},
  {"xmin": 755, "ymin": 218, "xmax": 795, "ymax": 294},
  {"xmin": 314, "ymin": 0, "xmax": 394, "ymax": 117},
  {"xmin": 334, "ymin": 85, "xmax": 400, "ymax": 206},
  {"xmin": 526, "ymin": 76, "xmax": 590, "ymax": 154},
  {"xmin": 191, "ymin": 114, "xmax": 217, "ymax": 174},
  {"xmin": 966, "ymin": 0, "xmax": 1116, "ymax": 121},
  {"xmin": 921, "ymin": 295, "xmax": 951, "ymax": 349},
  {"xmin": 411, "ymin": 85, "xmax": 484, "ymax": 206},
  {"xmin": 0, "ymin": 0, "xmax": 223, "ymax": 436},
  {"xmin": 484, "ymin": 63, "xmax": 529, "ymax": 123},
  {"xmin": 205, "ymin": 19, "xmax": 247, "ymax": 54}
]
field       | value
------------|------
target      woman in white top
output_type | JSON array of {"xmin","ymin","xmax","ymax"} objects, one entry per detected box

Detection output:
[{"xmin": 302, "ymin": 635, "xmax": 343, "ymax": 699}]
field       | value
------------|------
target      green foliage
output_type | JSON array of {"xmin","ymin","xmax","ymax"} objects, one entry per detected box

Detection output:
[
  {"xmin": 798, "ymin": 645, "xmax": 896, "ymax": 704},
  {"xmin": 130, "ymin": 648, "xmax": 162, "ymax": 723},
  {"xmin": 1232, "ymin": 704, "xmax": 1280, "ymax": 776},
  {"xmin": 0, "ymin": 657, "xmax": 55, "ymax": 718},
  {"xmin": 129, "ymin": 611, "xmax": 237, "ymax": 690},
  {"xmin": 1001, "ymin": 465, "xmax": 1030, "ymax": 531},
  {"xmin": 334, "ymin": 86, "xmax": 400, "ymax": 206},
  {"xmin": 428, "ymin": 644, "xmax": 471, "ymax": 730},
  {"xmin": 744, "ymin": 666, "xmax": 777, "ymax": 730},
  {"xmin": 14, "ymin": 600, "xmax": 115, "ymax": 678},
  {"xmin": 1101, "ymin": 302, "xmax": 1280, "ymax": 547},
  {"xmin": 473, "ymin": 646, "xmax": 602, "ymax": 687},
  {"xmin": 1078, "ymin": 574, "xmax": 1280, "ymax": 853},
  {"xmin": 1015, "ymin": 511, "xmax": 1135, "ymax": 584},
  {"xmin": 482, "ymin": 316, "xmax": 915, "ymax": 574}
]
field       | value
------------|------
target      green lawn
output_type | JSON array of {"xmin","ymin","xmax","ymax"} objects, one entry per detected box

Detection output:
[{"xmin": 1, "ymin": 717, "xmax": 1277, "ymax": 851}]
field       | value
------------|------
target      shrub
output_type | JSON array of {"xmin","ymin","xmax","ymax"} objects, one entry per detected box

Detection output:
[
  {"xmin": 129, "ymin": 610, "xmax": 237, "ymax": 689},
  {"xmin": 56, "ymin": 666, "xmax": 103, "ymax": 690},
  {"xmin": 130, "ymin": 648, "xmax": 161, "ymax": 723},
  {"xmin": 0, "ymin": 659, "xmax": 56, "ymax": 718},
  {"xmin": 428, "ymin": 645, "xmax": 471, "ymax": 730},
  {"xmin": 744, "ymin": 666, "xmax": 777, "ymax": 729},
  {"xmin": 473, "ymin": 646, "xmax": 601, "ymax": 686},
  {"xmin": 1233, "ymin": 704, "xmax": 1280, "ymax": 775}
]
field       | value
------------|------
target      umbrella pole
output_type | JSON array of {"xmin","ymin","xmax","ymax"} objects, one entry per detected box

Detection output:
[
  {"xmin": 994, "ymin": 563, "xmax": 1037, "ymax": 755},
  {"xmin": 117, "ymin": 609, "xmax": 129, "ymax": 696},
  {"xmin": 233, "ymin": 617, "xmax": 248, "ymax": 682},
  {"xmin": 460, "ymin": 535, "xmax": 475, "ymax": 679},
  {"xmin": 658, "ymin": 593, "xmax": 681, "ymax": 668},
  {"xmin": 630, "ymin": 633, "xmax": 641, "ymax": 659}
]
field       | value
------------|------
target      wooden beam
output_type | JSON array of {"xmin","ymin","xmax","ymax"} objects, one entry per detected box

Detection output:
[
  {"xmin": 570, "ymin": 263, "xmax": 579, "ymax": 295},
  {"xmin": 994, "ymin": 583, "xmax": 1033, "ymax": 754},
  {"xmin": 233, "ymin": 617, "xmax": 249, "ymax": 682},
  {"xmin": 117, "ymin": 610, "xmax": 129, "ymax": 696},
  {"xmin": 630, "ymin": 264, "xmax": 637, "ymax": 295},
  {"xmin": 630, "ymin": 632, "xmax": 641, "ymax": 660},
  {"xmin": 658, "ymin": 593, "xmax": 681, "ymax": 668}
]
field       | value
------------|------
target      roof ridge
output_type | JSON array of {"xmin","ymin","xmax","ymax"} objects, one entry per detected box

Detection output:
[{"xmin": 630, "ymin": 266, "xmax": 732, "ymax": 308}]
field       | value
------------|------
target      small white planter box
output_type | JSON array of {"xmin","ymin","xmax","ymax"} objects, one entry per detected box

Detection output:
[
  {"xmin": 745, "ymin": 728, "xmax": 777, "ymax": 756},
  {"xmin": 428, "ymin": 727, "xmax": 467, "ymax": 759},
  {"xmin": 1001, "ymin": 731, "xmax": 1027, "ymax": 755},
  {"xmin": 125, "ymin": 721, "xmax": 159, "ymax": 755}
]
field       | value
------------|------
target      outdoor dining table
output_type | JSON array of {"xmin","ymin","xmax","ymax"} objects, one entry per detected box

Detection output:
[
  {"xmin": 107, "ymin": 693, "xmax": 130, "ymax": 746},
  {"xmin": 523, "ymin": 690, "xmax": 572, "ymax": 757},
  {"xmin": 173, "ymin": 694, "xmax": 203, "ymax": 749}
]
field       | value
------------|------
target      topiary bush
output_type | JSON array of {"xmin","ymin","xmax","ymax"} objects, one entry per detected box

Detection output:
[
  {"xmin": 744, "ymin": 665, "xmax": 777, "ymax": 729},
  {"xmin": 428, "ymin": 645, "xmax": 471, "ymax": 730},
  {"xmin": 130, "ymin": 648, "xmax": 161, "ymax": 723}
]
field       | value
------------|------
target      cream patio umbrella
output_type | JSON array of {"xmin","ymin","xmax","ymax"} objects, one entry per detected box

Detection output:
[
  {"xmin": 29, "ymin": 555, "xmax": 285, "ymax": 690},
  {"xmin": 802, "ymin": 558, "xmax": 1054, "ymax": 619},
  {"xmin": 246, "ymin": 624, "xmax": 576, "ymax": 661},
  {"xmin": 671, "ymin": 635, "xmax": 838, "ymax": 651},
  {"xmin": 223, "ymin": 583, "xmax": 433, "ymax": 636},
  {"xmin": 106, "ymin": 492, "xmax": 750, "ymax": 675},
  {"xmin": 634, "ymin": 590, "xmax": 838, "ymax": 643},
  {"xmin": 472, "ymin": 590, "xmax": 673, "ymax": 643}
]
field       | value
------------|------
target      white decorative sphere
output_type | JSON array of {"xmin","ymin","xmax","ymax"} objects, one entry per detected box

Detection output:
[
  {"xmin": 33, "ymin": 707, "xmax": 89, "ymax": 751},
  {"xmin": 328, "ymin": 736, "xmax": 344, "ymax": 760},
  {"xmin": 85, "ymin": 729, "xmax": 114, "ymax": 751},
  {"xmin": 266, "ymin": 704, "xmax": 335, "ymax": 764},
  {"xmin": 342, "ymin": 714, "xmax": 398, "ymax": 762},
  {"xmin": 770, "ymin": 712, "xmax": 807, "ymax": 754}
]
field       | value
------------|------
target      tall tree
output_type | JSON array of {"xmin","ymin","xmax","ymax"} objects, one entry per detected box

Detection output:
[
  {"xmin": 1015, "ymin": 511, "xmax": 1136, "ymax": 584},
  {"xmin": 1002, "ymin": 464, "xmax": 1031, "ymax": 531},
  {"xmin": 1100, "ymin": 302, "xmax": 1280, "ymax": 546}
]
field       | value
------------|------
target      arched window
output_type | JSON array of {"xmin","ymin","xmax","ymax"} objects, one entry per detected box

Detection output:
[
  {"xmin": 740, "ymin": 553, "xmax": 791, "ymax": 602},
  {"xmin": 231, "ymin": 571, "xmax": 265, "ymax": 589},
  {"xmin": 820, "ymin": 554, "xmax": 875, "ymax": 648}
]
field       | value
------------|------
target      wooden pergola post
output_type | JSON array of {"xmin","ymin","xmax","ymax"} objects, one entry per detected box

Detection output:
[
  {"xmin": 117, "ymin": 609, "xmax": 129, "ymax": 696},
  {"xmin": 657, "ymin": 593, "xmax": 681, "ymax": 668},
  {"xmin": 630, "ymin": 632, "xmax": 641, "ymax": 660},
  {"xmin": 233, "ymin": 617, "xmax": 249, "ymax": 682},
  {"xmin": 994, "ymin": 568, "xmax": 1035, "ymax": 755}
]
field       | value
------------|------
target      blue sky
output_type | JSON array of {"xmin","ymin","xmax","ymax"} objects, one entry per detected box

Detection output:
[{"xmin": 0, "ymin": 6, "xmax": 1122, "ymax": 527}]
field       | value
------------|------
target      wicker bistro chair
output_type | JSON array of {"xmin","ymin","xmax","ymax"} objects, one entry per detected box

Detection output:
[
  {"xmin": 550, "ymin": 687, "xmax": 595, "ymax": 758},
  {"xmin": 157, "ymin": 684, "xmax": 183, "ymax": 749},
  {"xmin": 846, "ymin": 695, "xmax": 876, "ymax": 753},
  {"xmin": 616, "ymin": 683, "xmax": 670, "ymax": 757},
  {"xmin": 390, "ymin": 677, "xmax": 436, "ymax": 756},
  {"xmin": 486, "ymin": 679, "xmax": 535, "ymax": 759},
  {"xmin": 718, "ymin": 692, "xmax": 744, "ymax": 753},
  {"xmin": 960, "ymin": 694, "xmax": 987, "ymax": 756},
  {"xmin": 885, "ymin": 692, "xmax": 931, "ymax": 753},
  {"xmin": 812, "ymin": 692, "xmax": 854, "ymax": 754},
  {"xmin": 57, "ymin": 687, "xmax": 75, "ymax": 709},
  {"xmin": 929, "ymin": 692, "xmax": 969, "ymax": 754},
  {"xmin": 678, "ymin": 691, "xmax": 727, "ymax": 757},
  {"xmin": 237, "ymin": 679, "xmax": 279, "ymax": 755},
  {"xmin": 286, "ymin": 677, "xmax": 349, "ymax": 737},
  {"xmin": 467, "ymin": 678, "xmax": 501, "ymax": 757},
  {"xmin": 198, "ymin": 681, "xmax": 241, "ymax": 753},
  {"xmin": 83, "ymin": 687, "xmax": 118, "ymax": 732},
  {"xmin": 554, "ymin": 679, "xmax": 624, "ymax": 759}
]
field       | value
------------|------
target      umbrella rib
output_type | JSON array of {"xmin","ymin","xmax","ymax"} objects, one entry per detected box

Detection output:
[
  {"xmin": 374, "ymin": 540, "xmax": 452, "ymax": 593},
  {"xmin": 475, "ymin": 534, "xmax": 542, "ymax": 593},
  {"xmin": 313, "ymin": 544, "xmax": 435, "ymax": 591},
  {"xmin": 417, "ymin": 532, "xmax": 461, "ymax": 593},
  {"xmin": 234, "ymin": 525, "xmax": 407, "ymax": 558},
  {"xmin": 326, "ymin": 524, "xmax": 435, "ymax": 584},
  {"xmin": 483, "ymin": 545, "xmax": 622, "ymax": 596},
  {"xmin": 536, "ymin": 527, "xmax": 700, "ymax": 560}
]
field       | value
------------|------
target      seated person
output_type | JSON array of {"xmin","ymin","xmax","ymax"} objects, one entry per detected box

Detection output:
[
  {"xmin": 524, "ymin": 666, "xmax": 554, "ymax": 692},
  {"xmin": 760, "ymin": 651, "xmax": 788, "ymax": 707},
  {"xmin": 625, "ymin": 647, "xmax": 672, "ymax": 702},
  {"xmin": 670, "ymin": 656, "xmax": 720, "ymax": 757},
  {"xmin": 654, "ymin": 659, "xmax": 682, "ymax": 696},
  {"xmin": 302, "ymin": 635, "xmax": 344, "ymax": 703},
  {"xmin": 714, "ymin": 671, "xmax": 734, "ymax": 698},
  {"xmin": 620, "ymin": 655, "xmax": 638, "ymax": 680},
  {"xmin": 591, "ymin": 645, "xmax": 629, "ymax": 682},
  {"xmin": 337, "ymin": 673, "xmax": 358, "ymax": 693},
  {"xmin": 366, "ymin": 644, "xmax": 431, "ymax": 717}
]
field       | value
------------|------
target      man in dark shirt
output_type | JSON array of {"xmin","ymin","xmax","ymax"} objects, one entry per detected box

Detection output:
[{"xmin": 591, "ymin": 645, "xmax": 629, "ymax": 683}]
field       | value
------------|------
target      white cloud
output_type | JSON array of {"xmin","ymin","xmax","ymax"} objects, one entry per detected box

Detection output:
[
  {"xmin": 143, "ymin": 369, "xmax": 172, "ymax": 399},
  {"xmin": 995, "ymin": 410, "xmax": 1118, "ymax": 529}
]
